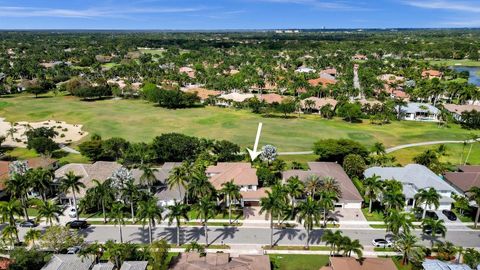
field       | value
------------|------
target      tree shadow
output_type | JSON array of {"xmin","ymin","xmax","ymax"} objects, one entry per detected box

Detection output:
[
  {"xmin": 185, "ymin": 226, "xmax": 205, "ymax": 242},
  {"xmin": 309, "ymin": 229, "xmax": 325, "ymax": 245},
  {"xmin": 157, "ymin": 227, "xmax": 177, "ymax": 244},
  {"xmin": 210, "ymin": 226, "xmax": 239, "ymax": 244},
  {"xmin": 130, "ymin": 226, "xmax": 150, "ymax": 243},
  {"xmin": 273, "ymin": 228, "xmax": 300, "ymax": 246}
]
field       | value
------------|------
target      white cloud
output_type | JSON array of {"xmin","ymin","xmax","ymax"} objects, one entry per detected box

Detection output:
[
  {"xmin": 0, "ymin": 5, "xmax": 204, "ymax": 18},
  {"xmin": 249, "ymin": 0, "xmax": 369, "ymax": 10},
  {"xmin": 402, "ymin": 0, "xmax": 480, "ymax": 13}
]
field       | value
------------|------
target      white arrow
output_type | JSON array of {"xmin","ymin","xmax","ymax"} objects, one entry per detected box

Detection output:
[{"xmin": 247, "ymin": 122, "xmax": 263, "ymax": 161}]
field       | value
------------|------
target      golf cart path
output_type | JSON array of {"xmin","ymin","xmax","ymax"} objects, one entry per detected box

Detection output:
[{"xmin": 278, "ymin": 139, "xmax": 479, "ymax": 155}]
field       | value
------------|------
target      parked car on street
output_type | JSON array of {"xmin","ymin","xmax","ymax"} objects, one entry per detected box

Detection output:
[
  {"xmin": 66, "ymin": 220, "xmax": 89, "ymax": 229},
  {"xmin": 442, "ymin": 210, "xmax": 457, "ymax": 221},
  {"xmin": 18, "ymin": 220, "xmax": 38, "ymax": 228},
  {"xmin": 372, "ymin": 239, "xmax": 392, "ymax": 248}
]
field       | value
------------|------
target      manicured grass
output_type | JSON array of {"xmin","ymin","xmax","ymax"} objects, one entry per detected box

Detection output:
[
  {"xmin": 187, "ymin": 208, "xmax": 244, "ymax": 221},
  {"xmin": 184, "ymin": 221, "xmax": 242, "ymax": 227},
  {"xmin": 428, "ymin": 59, "xmax": 480, "ymax": 67},
  {"xmin": 452, "ymin": 209, "xmax": 475, "ymax": 223},
  {"xmin": 279, "ymin": 154, "xmax": 318, "ymax": 168},
  {"xmin": 392, "ymin": 256, "xmax": 414, "ymax": 270},
  {"xmin": 0, "ymin": 94, "xmax": 477, "ymax": 152},
  {"xmin": 374, "ymin": 247, "xmax": 397, "ymax": 252},
  {"xmin": 370, "ymin": 224, "xmax": 388, "ymax": 229},
  {"xmin": 269, "ymin": 254, "xmax": 330, "ymax": 270},
  {"xmin": 362, "ymin": 209, "xmax": 385, "ymax": 222},
  {"xmin": 265, "ymin": 245, "xmax": 331, "ymax": 251},
  {"xmin": 389, "ymin": 142, "xmax": 480, "ymax": 166},
  {"xmin": 4, "ymin": 147, "xmax": 90, "ymax": 164}
]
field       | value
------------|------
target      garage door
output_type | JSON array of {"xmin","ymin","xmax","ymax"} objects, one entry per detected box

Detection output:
[{"xmin": 244, "ymin": 201, "xmax": 260, "ymax": 207}]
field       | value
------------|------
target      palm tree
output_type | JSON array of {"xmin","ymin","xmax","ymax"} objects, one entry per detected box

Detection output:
[
  {"xmin": 384, "ymin": 209, "xmax": 413, "ymax": 236},
  {"xmin": 319, "ymin": 190, "xmax": 338, "ymax": 227},
  {"xmin": 2, "ymin": 225, "xmax": 18, "ymax": 248},
  {"xmin": 296, "ymin": 197, "xmax": 321, "ymax": 248},
  {"xmin": 109, "ymin": 202, "xmax": 126, "ymax": 243},
  {"xmin": 371, "ymin": 142, "xmax": 386, "ymax": 155},
  {"xmin": 122, "ymin": 179, "xmax": 139, "ymax": 222},
  {"xmin": 321, "ymin": 177, "xmax": 341, "ymax": 198},
  {"xmin": 24, "ymin": 229, "xmax": 42, "ymax": 247},
  {"xmin": 0, "ymin": 199, "xmax": 22, "ymax": 226},
  {"xmin": 28, "ymin": 168, "xmax": 54, "ymax": 202},
  {"xmin": 363, "ymin": 175, "xmax": 383, "ymax": 213},
  {"xmin": 395, "ymin": 232, "xmax": 424, "ymax": 265},
  {"xmin": 285, "ymin": 176, "xmax": 304, "ymax": 218},
  {"xmin": 91, "ymin": 179, "xmax": 114, "ymax": 223},
  {"xmin": 167, "ymin": 166, "xmax": 188, "ymax": 199},
  {"xmin": 221, "ymin": 180, "xmax": 242, "ymax": 224},
  {"xmin": 468, "ymin": 186, "xmax": 480, "ymax": 228},
  {"xmin": 36, "ymin": 200, "xmax": 62, "ymax": 226},
  {"xmin": 136, "ymin": 197, "xmax": 163, "ymax": 244},
  {"xmin": 60, "ymin": 171, "xmax": 85, "ymax": 221},
  {"xmin": 382, "ymin": 191, "xmax": 405, "ymax": 212},
  {"xmin": 194, "ymin": 196, "xmax": 217, "ymax": 246},
  {"xmin": 414, "ymin": 188, "xmax": 440, "ymax": 219},
  {"xmin": 304, "ymin": 175, "xmax": 321, "ymax": 198},
  {"xmin": 422, "ymin": 218, "xmax": 446, "ymax": 247},
  {"xmin": 166, "ymin": 200, "xmax": 190, "ymax": 246},
  {"xmin": 189, "ymin": 168, "xmax": 214, "ymax": 200},
  {"xmin": 322, "ymin": 230, "xmax": 343, "ymax": 256},
  {"xmin": 139, "ymin": 164, "xmax": 159, "ymax": 192},
  {"xmin": 259, "ymin": 189, "xmax": 285, "ymax": 247},
  {"xmin": 6, "ymin": 173, "xmax": 30, "ymax": 220},
  {"xmin": 339, "ymin": 236, "xmax": 363, "ymax": 258}
]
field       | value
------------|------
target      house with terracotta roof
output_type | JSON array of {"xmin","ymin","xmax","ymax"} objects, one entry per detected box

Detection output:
[
  {"xmin": 308, "ymin": 77, "xmax": 337, "ymax": 88},
  {"xmin": 300, "ymin": 97, "xmax": 337, "ymax": 112},
  {"xmin": 422, "ymin": 69, "xmax": 443, "ymax": 79},
  {"xmin": 179, "ymin": 67, "xmax": 195, "ymax": 78},
  {"xmin": 353, "ymin": 54, "xmax": 368, "ymax": 60},
  {"xmin": 256, "ymin": 93, "xmax": 285, "ymax": 104},
  {"xmin": 320, "ymin": 68, "xmax": 337, "ymax": 78},
  {"xmin": 320, "ymin": 257, "xmax": 396, "ymax": 270},
  {"xmin": 443, "ymin": 103, "xmax": 480, "ymax": 121},
  {"xmin": 217, "ymin": 92, "xmax": 254, "ymax": 106},
  {"xmin": 282, "ymin": 162, "xmax": 363, "ymax": 209},
  {"xmin": 295, "ymin": 66, "xmax": 316, "ymax": 73},
  {"xmin": 206, "ymin": 162, "xmax": 268, "ymax": 207},
  {"xmin": 183, "ymin": 87, "xmax": 221, "ymax": 102},
  {"xmin": 170, "ymin": 252, "xmax": 271, "ymax": 270}
]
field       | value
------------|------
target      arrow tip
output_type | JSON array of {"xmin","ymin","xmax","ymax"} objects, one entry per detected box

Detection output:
[{"xmin": 247, "ymin": 148, "xmax": 262, "ymax": 161}]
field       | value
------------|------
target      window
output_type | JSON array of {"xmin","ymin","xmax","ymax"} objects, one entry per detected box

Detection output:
[{"xmin": 248, "ymin": 185, "xmax": 252, "ymax": 190}]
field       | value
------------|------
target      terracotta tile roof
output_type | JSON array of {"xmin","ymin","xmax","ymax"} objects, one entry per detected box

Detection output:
[
  {"xmin": 326, "ymin": 257, "xmax": 396, "ymax": 270},
  {"xmin": 185, "ymin": 88, "xmax": 221, "ymax": 100},
  {"xmin": 241, "ymin": 187, "xmax": 270, "ymax": 200},
  {"xmin": 206, "ymin": 162, "xmax": 258, "ymax": 190},
  {"xmin": 301, "ymin": 97, "xmax": 337, "ymax": 110},
  {"xmin": 320, "ymin": 68, "xmax": 337, "ymax": 76},
  {"xmin": 170, "ymin": 252, "xmax": 271, "ymax": 270},
  {"xmin": 422, "ymin": 69, "xmax": 442, "ymax": 78},
  {"xmin": 0, "ymin": 161, "xmax": 9, "ymax": 181},
  {"xmin": 308, "ymin": 77, "xmax": 336, "ymax": 87},
  {"xmin": 443, "ymin": 171, "xmax": 480, "ymax": 193},
  {"xmin": 444, "ymin": 104, "xmax": 480, "ymax": 115},
  {"xmin": 257, "ymin": 93, "xmax": 285, "ymax": 104}
]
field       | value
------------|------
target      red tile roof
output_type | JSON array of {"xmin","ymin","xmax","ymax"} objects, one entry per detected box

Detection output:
[
  {"xmin": 308, "ymin": 77, "xmax": 336, "ymax": 87},
  {"xmin": 257, "ymin": 93, "xmax": 285, "ymax": 104},
  {"xmin": 206, "ymin": 163, "xmax": 258, "ymax": 190}
]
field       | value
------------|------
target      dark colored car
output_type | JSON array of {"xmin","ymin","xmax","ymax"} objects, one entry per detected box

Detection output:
[
  {"xmin": 423, "ymin": 225, "xmax": 444, "ymax": 235},
  {"xmin": 416, "ymin": 210, "xmax": 439, "ymax": 220},
  {"xmin": 19, "ymin": 220, "xmax": 38, "ymax": 228},
  {"xmin": 66, "ymin": 220, "xmax": 89, "ymax": 229},
  {"xmin": 442, "ymin": 210, "xmax": 457, "ymax": 221}
]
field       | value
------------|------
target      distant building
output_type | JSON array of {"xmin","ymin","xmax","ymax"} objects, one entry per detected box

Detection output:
[
  {"xmin": 443, "ymin": 104, "xmax": 480, "ymax": 121},
  {"xmin": 422, "ymin": 69, "xmax": 443, "ymax": 79},
  {"xmin": 41, "ymin": 255, "xmax": 93, "ymax": 270},
  {"xmin": 295, "ymin": 67, "xmax": 316, "ymax": 73},
  {"xmin": 257, "ymin": 93, "xmax": 285, "ymax": 104},
  {"xmin": 423, "ymin": 259, "xmax": 474, "ymax": 270},
  {"xmin": 300, "ymin": 97, "xmax": 338, "ymax": 113},
  {"xmin": 170, "ymin": 252, "xmax": 271, "ymax": 270},
  {"xmin": 443, "ymin": 165, "xmax": 480, "ymax": 196},
  {"xmin": 398, "ymin": 102, "xmax": 440, "ymax": 122}
]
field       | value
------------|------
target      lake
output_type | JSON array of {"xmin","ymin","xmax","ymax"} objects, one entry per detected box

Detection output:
[{"xmin": 452, "ymin": 66, "xmax": 480, "ymax": 86}]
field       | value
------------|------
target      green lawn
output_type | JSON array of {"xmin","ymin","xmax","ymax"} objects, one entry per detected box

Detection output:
[
  {"xmin": 265, "ymin": 245, "xmax": 331, "ymax": 251},
  {"xmin": 4, "ymin": 147, "xmax": 90, "ymax": 164},
  {"xmin": 428, "ymin": 59, "xmax": 480, "ymax": 67},
  {"xmin": 269, "ymin": 254, "xmax": 330, "ymax": 270},
  {"xmin": 187, "ymin": 208, "xmax": 244, "ymax": 221},
  {"xmin": 389, "ymin": 142, "xmax": 480, "ymax": 166},
  {"xmin": 392, "ymin": 256, "xmax": 414, "ymax": 270},
  {"xmin": 0, "ymin": 94, "xmax": 477, "ymax": 152},
  {"xmin": 361, "ymin": 209, "xmax": 385, "ymax": 222}
]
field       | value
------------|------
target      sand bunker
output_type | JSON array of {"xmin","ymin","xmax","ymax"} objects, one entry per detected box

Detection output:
[{"xmin": 0, "ymin": 118, "xmax": 88, "ymax": 148}]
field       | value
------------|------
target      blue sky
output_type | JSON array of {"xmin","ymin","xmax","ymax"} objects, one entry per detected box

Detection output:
[{"xmin": 0, "ymin": 0, "xmax": 480, "ymax": 29}]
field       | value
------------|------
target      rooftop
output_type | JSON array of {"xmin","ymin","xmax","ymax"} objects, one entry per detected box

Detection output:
[
  {"xmin": 206, "ymin": 162, "xmax": 258, "ymax": 189},
  {"xmin": 422, "ymin": 259, "xmax": 472, "ymax": 270},
  {"xmin": 41, "ymin": 255, "xmax": 93, "ymax": 270},
  {"xmin": 119, "ymin": 261, "xmax": 148, "ymax": 270},
  {"xmin": 399, "ymin": 103, "xmax": 440, "ymax": 114},
  {"xmin": 320, "ymin": 257, "xmax": 397, "ymax": 270},
  {"xmin": 170, "ymin": 252, "xmax": 271, "ymax": 270}
]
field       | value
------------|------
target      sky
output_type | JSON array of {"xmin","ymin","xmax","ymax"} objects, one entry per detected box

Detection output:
[{"xmin": 0, "ymin": 0, "xmax": 480, "ymax": 30}]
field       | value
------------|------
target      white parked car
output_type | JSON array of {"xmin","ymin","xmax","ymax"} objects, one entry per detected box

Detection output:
[
  {"xmin": 372, "ymin": 239, "xmax": 392, "ymax": 248},
  {"xmin": 67, "ymin": 246, "xmax": 81, "ymax": 254},
  {"xmin": 68, "ymin": 207, "xmax": 77, "ymax": 218}
]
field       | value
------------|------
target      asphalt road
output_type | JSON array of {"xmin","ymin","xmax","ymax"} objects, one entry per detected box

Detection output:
[{"xmin": 17, "ymin": 225, "xmax": 480, "ymax": 248}]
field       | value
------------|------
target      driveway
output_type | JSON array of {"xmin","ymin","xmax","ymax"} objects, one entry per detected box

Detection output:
[
  {"xmin": 332, "ymin": 208, "xmax": 370, "ymax": 229},
  {"xmin": 243, "ymin": 207, "xmax": 268, "ymax": 221}
]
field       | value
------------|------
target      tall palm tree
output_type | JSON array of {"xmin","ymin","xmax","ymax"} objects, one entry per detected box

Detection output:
[
  {"xmin": 189, "ymin": 168, "xmax": 215, "ymax": 200},
  {"xmin": 28, "ymin": 168, "xmax": 54, "ymax": 202},
  {"xmin": 468, "ymin": 186, "xmax": 480, "ymax": 228},
  {"xmin": 339, "ymin": 237, "xmax": 363, "ymax": 258},
  {"xmin": 24, "ymin": 229, "xmax": 42, "ymax": 247},
  {"xmin": 36, "ymin": 200, "xmax": 62, "ymax": 226},
  {"xmin": 422, "ymin": 218, "xmax": 446, "ymax": 247},
  {"xmin": 221, "ymin": 180, "xmax": 242, "ymax": 224},
  {"xmin": 296, "ymin": 197, "xmax": 321, "ymax": 248},
  {"xmin": 60, "ymin": 171, "xmax": 85, "ymax": 221},
  {"xmin": 363, "ymin": 175, "xmax": 383, "ymax": 213},
  {"xmin": 91, "ymin": 179, "xmax": 115, "ymax": 223},
  {"xmin": 194, "ymin": 196, "xmax": 217, "ymax": 246},
  {"xmin": 122, "ymin": 179, "xmax": 139, "ymax": 222},
  {"xmin": 321, "ymin": 177, "xmax": 341, "ymax": 198},
  {"xmin": 6, "ymin": 173, "xmax": 30, "ymax": 220},
  {"xmin": 259, "ymin": 190, "xmax": 284, "ymax": 247},
  {"xmin": 322, "ymin": 230, "xmax": 343, "ymax": 256},
  {"xmin": 136, "ymin": 197, "xmax": 163, "ymax": 244},
  {"xmin": 319, "ymin": 190, "xmax": 338, "ymax": 227},
  {"xmin": 285, "ymin": 176, "xmax": 304, "ymax": 218},
  {"xmin": 139, "ymin": 164, "xmax": 159, "ymax": 192},
  {"xmin": 0, "ymin": 199, "xmax": 22, "ymax": 226},
  {"xmin": 2, "ymin": 225, "xmax": 18, "ymax": 248},
  {"xmin": 167, "ymin": 166, "xmax": 188, "ymax": 199},
  {"xmin": 304, "ymin": 175, "xmax": 321, "ymax": 198},
  {"xmin": 166, "ymin": 200, "xmax": 190, "ymax": 246},
  {"xmin": 109, "ymin": 202, "xmax": 126, "ymax": 243},
  {"xmin": 384, "ymin": 209, "xmax": 413, "ymax": 236},
  {"xmin": 395, "ymin": 232, "xmax": 424, "ymax": 265},
  {"xmin": 382, "ymin": 191, "xmax": 405, "ymax": 212},
  {"xmin": 414, "ymin": 188, "xmax": 440, "ymax": 219}
]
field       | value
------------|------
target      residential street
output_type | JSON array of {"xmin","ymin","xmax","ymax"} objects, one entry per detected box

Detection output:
[{"xmin": 16, "ymin": 225, "xmax": 480, "ymax": 248}]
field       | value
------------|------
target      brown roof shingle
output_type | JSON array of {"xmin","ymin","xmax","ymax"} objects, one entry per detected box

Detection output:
[
  {"xmin": 323, "ymin": 257, "xmax": 396, "ymax": 270},
  {"xmin": 206, "ymin": 163, "xmax": 258, "ymax": 190}
]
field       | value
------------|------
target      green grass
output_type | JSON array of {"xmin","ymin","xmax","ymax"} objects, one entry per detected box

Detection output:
[
  {"xmin": 265, "ymin": 245, "xmax": 331, "ymax": 251},
  {"xmin": 184, "ymin": 221, "xmax": 242, "ymax": 227},
  {"xmin": 0, "ymin": 93, "xmax": 478, "ymax": 151},
  {"xmin": 428, "ymin": 59, "xmax": 480, "ymax": 67},
  {"xmin": 269, "ymin": 254, "xmax": 330, "ymax": 270},
  {"xmin": 4, "ymin": 147, "xmax": 89, "ymax": 164},
  {"xmin": 187, "ymin": 209, "xmax": 244, "ymax": 221},
  {"xmin": 392, "ymin": 256, "xmax": 414, "ymax": 270},
  {"xmin": 370, "ymin": 224, "xmax": 388, "ymax": 229},
  {"xmin": 374, "ymin": 247, "xmax": 397, "ymax": 252},
  {"xmin": 452, "ymin": 209, "xmax": 475, "ymax": 223},
  {"xmin": 101, "ymin": 63, "xmax": 119, "ymax": 69},
  {"xmin": 362, "ymin": 209, "xmax": 385, "ymax": 222},
  {"xmin": 389, "ymin": 143, "xmax": 480, "ymax": 165},
  {"xmin": 138, "ymin": 48, "xmax": 165, "ymax": 56}
]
